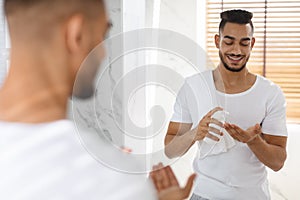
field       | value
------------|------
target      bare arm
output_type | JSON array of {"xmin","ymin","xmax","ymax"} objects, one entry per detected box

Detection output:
[
  {"xmin": 164, "ymin": 122, "xmax": 195, "ymax": 159},
  {"xmin": 165, "ymin": 107, "xmax": 223, "ymax": 158},
  {"xmin": 247, "ymin": 134, "xmax": 287, "ymax": 171},
  {"xmin": 224, "ymin": 123, "xmax": 287, "ymax": 171}
]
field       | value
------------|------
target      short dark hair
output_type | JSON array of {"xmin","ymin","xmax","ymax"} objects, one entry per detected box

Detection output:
[
  {"xmin": 4, "ymin": 0, "xmax": 104, "ymax": 18},
  {"xmin": 219, "ymin": 9, "xmax": 254, "ymax": 34},
  {"xmin": 4, "ymin": 0, "xmax": 105, "ymax": 41}
]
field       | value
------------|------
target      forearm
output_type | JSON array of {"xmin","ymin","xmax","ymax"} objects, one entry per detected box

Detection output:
[
  {"xmin": 164, "ymin": 129, "xmax": 196, "ymax": 159},
  {"xmin": 247, "ymin": 135, "xmax": 287, "ymax": 171}
]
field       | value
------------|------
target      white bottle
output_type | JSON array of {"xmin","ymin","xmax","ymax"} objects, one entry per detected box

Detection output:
[{"xmin": 203, "ymin": 110, "xmax": 228, "ymax": 145}]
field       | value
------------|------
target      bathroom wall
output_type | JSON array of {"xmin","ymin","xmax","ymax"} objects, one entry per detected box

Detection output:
[
  {"xmin": 145, "ymin": 0, "xmax": 206, "ymax": 185},
  {"xmin": 0, "ymin": 0, "xmax": 8, "ymax": 87},
  {"xmin": 70, "ymin": 0, "xmax": 212, "ymax": 176}
]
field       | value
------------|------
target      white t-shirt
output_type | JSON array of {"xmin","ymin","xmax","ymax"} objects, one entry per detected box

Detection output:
[
  {"xmin": 0, "ymin": 120, "xmax": 157, "ymax": 200},
  {"xmin": 171, "ymin": 70, "xmax": 288, "ymax": 200}
]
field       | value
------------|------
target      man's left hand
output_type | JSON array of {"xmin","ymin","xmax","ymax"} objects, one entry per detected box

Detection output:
[{"xmin": 224, "ymin": 123, "xmax": 261, "ymax": 143}]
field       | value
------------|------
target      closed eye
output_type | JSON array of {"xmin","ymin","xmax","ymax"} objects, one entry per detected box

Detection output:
[
  {"xmin": 240, "ymin": 38, "xmax": 251, "ymax": 46},
  {"xmin": 225, "ymin": 42, "xmax": 233, "ymax": 45},
  {"xmin": 240, "ymin": 42, "xmax": 250, "ymax": 46},
  {"xmin": 223, "ymin": 39, "xmax": 233, "ymax": 45}
]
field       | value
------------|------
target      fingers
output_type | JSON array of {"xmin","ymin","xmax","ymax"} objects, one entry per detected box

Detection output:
[
  {"xmin": 206, "ymin": 132, "xmax": 221, "ymax": 141},
  {"xmin": 200, "ymin": 107, "xmax": 224, "ymax": 128},
  {"xmin": 205, "ymin": 125, "xmax": 223, "ymax": 142},
  {"xmin": 254, "ymin": 123, "xmax": 262, "ymax": 133},
  {"xmin": 120, "ymin": 146, "xmax": 132, "ymax": 154},
  {"xmin": 224, "ymin": 123, "xmax": 244, "ymax": 141},
  {"xmin": 196, "ymin": 109, "xmax": 224, "ymax": 141},
  {"xmin": 150, "ymin": 163, "xmax": 179, "ymax": 193},
  {"xmin": 150, "ymin": 164, "xmax": 162, "ymax": 192},
  {"xmin": 230, "ymin": 124, "xmax": 246, "ymax": 138},
  {"xmin": 224, "ymin": 123, "xmax": 261, "ymax": 143},
  {"xmin": 246, "ymin": 124, "xmax": 261, "ymax": 143},
  {"xmin": 200, "ymin": 117, "xmax": 211, "ymax": 127},
  {"xmin": 165, "ymin": 165, "xmax": 179, "ymax": 187},
  {"xmin": 246, "ymin": 124, "xmax": 261, "ymax": 135},
  {"xmin": 158, "ymin": 164, "xmax": 172, "ymax": 190},
  {"xmin": 158, "ymin": 163, "xmax": 170, "ymax": 191},
  {"xmin": 182, "ymin": 174, "xmax": 196, "ymax": 198},
  {"xmin": 152, "ymin": 165, "xmax": 196, "ymax": 200},
  {"xmin": 206, "ymin": 107, "xmax": 223, "ymax": 118},
  {"xmin": 208, "ymin": 126, "xmax": 223, "ymax": 136},
  {"xmin": 210, "ymin": 118, "xmax": 224, "ymax": 128}
]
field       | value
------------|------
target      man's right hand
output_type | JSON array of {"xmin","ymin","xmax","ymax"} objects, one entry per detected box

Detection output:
[
  {"xmin": 192, "ymin": 107, "xmax": 224, "ymax": 142},
  {"xmin": 164, "ymin": 107, "xmax": 224, "ymax": 158}
]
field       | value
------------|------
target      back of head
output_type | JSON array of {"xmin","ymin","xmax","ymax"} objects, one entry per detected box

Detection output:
[
  {"xmin": 3, "ymin": 0, "xmax": 108, "ymax": 101},
  {"xmin": 4, "ymin": 0, "xmax": 105, "ymax": 42},
  {"xmin": 219, "ymin": 9, "xmax": 254, "ymax": 34},
  {"xmin": 4, "ymin": 0, "xmax": 104, "ymax": 17}
]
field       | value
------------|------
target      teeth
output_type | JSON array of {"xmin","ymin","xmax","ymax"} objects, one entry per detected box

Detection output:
[{"xmin": 228, "ymin": 56, "xmax": 242, "ymax": 61}]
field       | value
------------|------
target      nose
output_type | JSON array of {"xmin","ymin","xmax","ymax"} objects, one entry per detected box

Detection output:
[{"xmin": 231, "ymin": 43, "xmax": 242, "ymax": 55}]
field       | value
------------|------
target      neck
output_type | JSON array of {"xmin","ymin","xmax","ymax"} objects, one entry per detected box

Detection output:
[
  {"xmin": 213, "ymin": 63, "xmax": 256, "ymax": 94},
  {"xmin": 0, "ymin": 46, "xmax": 72, "ymax": 123},
  {"xmin": 216, "ymin": 63, "xmax": 250, "ymax": 84}
]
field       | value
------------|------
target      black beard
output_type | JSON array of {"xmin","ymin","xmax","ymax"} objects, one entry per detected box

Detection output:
[{"xmin": 219, "ymin": 51, "xmax": 248, "ymax": 72}]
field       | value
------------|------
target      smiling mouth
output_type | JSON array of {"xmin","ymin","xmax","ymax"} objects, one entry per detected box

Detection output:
[{"xmin": 226, "ymin": 55, "xmax": 244, "ymax": 62}]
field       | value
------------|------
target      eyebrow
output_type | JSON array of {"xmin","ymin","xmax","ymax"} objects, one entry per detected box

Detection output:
[
  {"xmin": 241, "ymin": 37, "xmax": 251, "ymax": 41},
  {"xmin": 223, "ymin": 35, "xmax": 251, "ymax": 41},
  {"xmin": 224, "ymin": 35, "xmax": 235, "ymax": 40}
]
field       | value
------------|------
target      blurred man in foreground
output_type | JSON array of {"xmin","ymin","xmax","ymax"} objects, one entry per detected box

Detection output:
[{"xmin": 0, "ymin": 0, "xmax": 194, "ymax": 199}]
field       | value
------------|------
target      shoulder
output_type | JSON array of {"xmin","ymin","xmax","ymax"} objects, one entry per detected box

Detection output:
[
  {"xmin": 186, "ymin": 70, "xmax": 212, "ymax": 82},
  {"xmin": 62, "ymin": 125, "xmax": 157, "ymax": 199},
  {"xmin": 184, "ymin": 70, "xmax": 213, "ymax": 89},
  {"xmin": 0, "ymin": 121, "xmax": 157, "ymax": 200},
  {"xmin": 75, "ymin": 135, "xmax": 157, "ymax": 199},
  {"xmin": 255, "ymin": 75, "xmax": 284, "ymax": 96}
]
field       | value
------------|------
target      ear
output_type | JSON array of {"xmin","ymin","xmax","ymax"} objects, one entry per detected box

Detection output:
[
  {"xmin": 214, "ymin": 34, "xmax": 220, "ymax": 49},
  {"xmin": 251, "ymin": 37, "xmax": 255, "ymax": 49},
  {"xmin": 65, "ymin": 14, "xmax": 85, "ymax": 53}
]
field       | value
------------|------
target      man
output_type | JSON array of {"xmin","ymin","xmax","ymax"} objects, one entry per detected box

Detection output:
[
  {"xmin": 0, "ymin": 0, "xmax": 195, "ymax": 199},
  {"xmin": 165, "ymin": 9, "xmax": 287, "ymax": 200}
]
